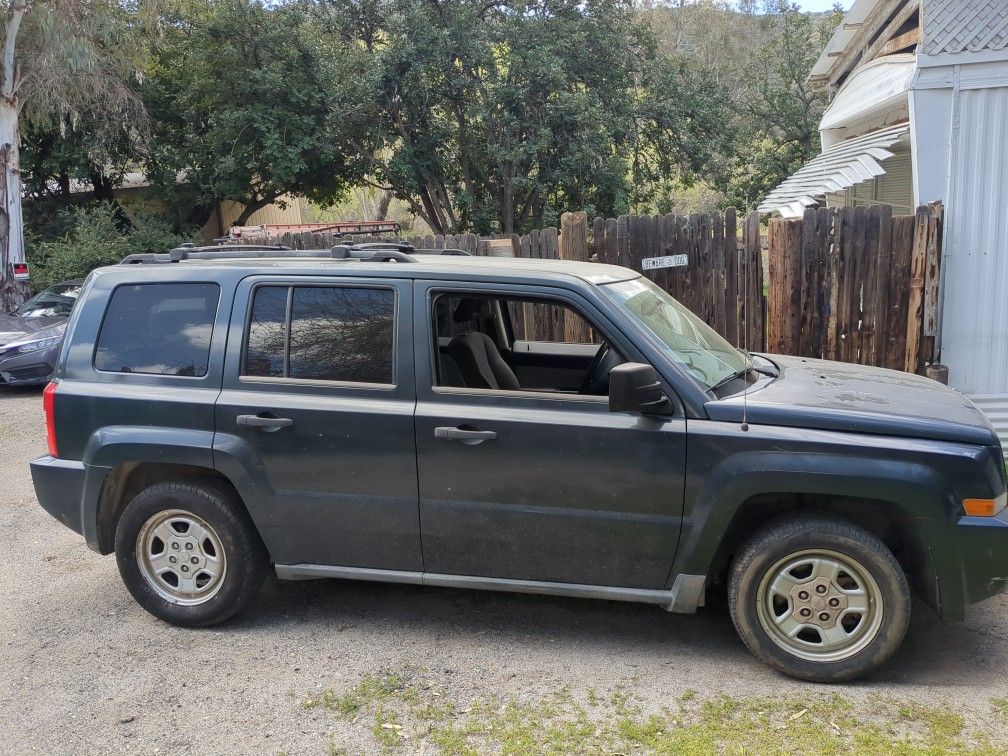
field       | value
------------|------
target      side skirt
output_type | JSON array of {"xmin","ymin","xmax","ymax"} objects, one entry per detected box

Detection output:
[{"xmin": 274, "ymin": 563, "xmax": 706, "ymax": 614}]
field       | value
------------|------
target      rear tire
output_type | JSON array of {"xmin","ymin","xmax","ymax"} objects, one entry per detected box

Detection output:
[
  {"xmin": 728, "ymin": 516, "xmax": 910, "ymax": 682},
  {"xmin": 114, "ymin": 480, "xmax": 268, "ymax": 627}
]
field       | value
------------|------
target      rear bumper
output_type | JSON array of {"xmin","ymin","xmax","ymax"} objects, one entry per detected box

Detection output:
[{"xmin": 30, "ymin": 455, "xmax": 87, "ymax": 537}]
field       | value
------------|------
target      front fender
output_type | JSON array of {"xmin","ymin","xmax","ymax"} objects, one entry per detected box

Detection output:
[
  {"xmin": 673, "ymin": 449, "xmax": 952, "ymax": 580},
  {"xmin": 672, "ymin": 421, "xmax": 995, "ymax": 618}
]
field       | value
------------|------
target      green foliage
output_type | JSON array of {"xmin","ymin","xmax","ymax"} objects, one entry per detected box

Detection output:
[
  {"xmin": 325, "ymin": 0, "xmax": 709, "ymax": 233},
  {"xmin": 722, "ymin": 2, "xmax": 843, "ymax": 209},
  {"xmin": 27, "ymin": 203, "xmax": 191, "ymax": 290},
  {"xmin": 142, "ymin": 0, "xmax": 364, "ymax": 225},
  {"xmin": 307, "ymin": 667, "xmax": 1008, "ymax": 754},
  {"xmin": 18, "ymin": 0, "xmax": 848, "ymax": 249}
]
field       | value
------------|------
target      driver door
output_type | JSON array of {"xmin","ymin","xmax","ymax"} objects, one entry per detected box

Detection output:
[{"xmin": 413, "ymin": 280, "xmax": 688, "ymax": 590}]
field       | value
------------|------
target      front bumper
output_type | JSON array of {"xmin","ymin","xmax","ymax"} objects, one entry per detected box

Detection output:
[
  {"xmin": 953, "ymin": 508, "xmax": 1008, "ymax": 609},
  {"xmin": 0, "ymin": 344, "xmax": 58, "ymax": 385},
  {"xmin": 30, "ymin": 455, "xmax": 87, "ymax": 537}
]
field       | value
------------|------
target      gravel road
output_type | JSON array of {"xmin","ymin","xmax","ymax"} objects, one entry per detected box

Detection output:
[{"xmin": 1, "ymin": 386, "xmax": 1007, "ymax": 754}]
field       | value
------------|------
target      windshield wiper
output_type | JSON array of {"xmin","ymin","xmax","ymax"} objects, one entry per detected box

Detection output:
[
  {"xmin": 708, "ymin": 368, "xmax": 750, "ymax": 393},
  {"xmin": 739, "ymin": 349, "xmax": 779, "ymax": 377}
]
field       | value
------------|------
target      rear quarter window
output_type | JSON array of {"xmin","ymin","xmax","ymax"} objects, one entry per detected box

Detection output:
[{"xmin": 94, "ymin": 283, "xmax": 220, "ymax": 377}]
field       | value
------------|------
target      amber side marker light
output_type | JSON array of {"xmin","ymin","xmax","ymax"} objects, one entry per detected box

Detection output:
[{"xmin": 963, "ymin": 493, "xmax": 1006, "ymax": 517}]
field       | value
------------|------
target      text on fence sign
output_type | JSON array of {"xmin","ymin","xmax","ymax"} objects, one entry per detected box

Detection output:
[{"xmin": 641, "ymin": 254, "xmax": 688, "ymax": 271}]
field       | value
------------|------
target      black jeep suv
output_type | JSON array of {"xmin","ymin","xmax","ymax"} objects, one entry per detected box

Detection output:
[{"xmin": 30, "ymin": 243, "xmax": 1008, "ymax": 682}]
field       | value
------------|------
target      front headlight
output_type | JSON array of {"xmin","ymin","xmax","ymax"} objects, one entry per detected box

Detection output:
[{"xmin": 16, "ymin": 336, "xmax": 61, "ymax": 353}]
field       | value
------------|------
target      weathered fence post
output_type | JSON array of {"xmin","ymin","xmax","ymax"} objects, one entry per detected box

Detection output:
[{"xmin": 559, "ymin": 211, "xmax": 589, "ymax": 263}]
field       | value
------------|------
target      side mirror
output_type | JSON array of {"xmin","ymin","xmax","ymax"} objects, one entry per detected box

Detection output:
[{"xmin": 608, "ymin": 362, "xmax": 670, "ymax": 414}]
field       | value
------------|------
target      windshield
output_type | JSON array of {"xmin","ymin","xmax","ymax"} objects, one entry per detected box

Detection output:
[
  {"xmin": 601, "ymin": 277, "xmax": 749, "ymax": 389},
  {"xmin": 13, "ymin": 283, "xmax": 83, "ymax": 318}
]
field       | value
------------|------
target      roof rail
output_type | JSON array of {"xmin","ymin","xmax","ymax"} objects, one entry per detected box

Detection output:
[{"xmin": 119, "ymin": 240, "xmax": 472, "ymax": 265}]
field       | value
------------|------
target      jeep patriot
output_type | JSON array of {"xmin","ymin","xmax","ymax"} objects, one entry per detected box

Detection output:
[{"xmin": 29, "ymin": 242, "xmax": 1008, "ymax": 682}]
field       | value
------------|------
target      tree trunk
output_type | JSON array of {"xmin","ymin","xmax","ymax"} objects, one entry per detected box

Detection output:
[
  {"xmin": 0, "ymin": 0, "xmax": 27, "ymax": 310},
  {"xmin": 375, "ymin": 190, "xmax": 392, "ymax": 221},
  {"xmin": 0, "ymin": 93, "xmax": 26, "ymax": 310},
  {"xmin": 234, "ymin": 196, "xmax": 274, "ymax": 227}
]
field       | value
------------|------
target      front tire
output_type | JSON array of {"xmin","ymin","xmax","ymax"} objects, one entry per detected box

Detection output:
[
  {"xmin": 115, "ymin": 480, "xmax": 268, "ymax": 627},
  {"xmin": 728, "ymin": 517, "xmax": 910, "ymax": 682}
]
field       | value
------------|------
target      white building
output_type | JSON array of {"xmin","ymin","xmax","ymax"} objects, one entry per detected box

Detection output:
[{"xmin": 759, "ymin": 0, "xmax": 1008, "ymax": 446}]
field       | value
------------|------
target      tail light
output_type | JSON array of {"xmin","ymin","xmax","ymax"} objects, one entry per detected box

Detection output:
[{"xmin": 43, "ymin": 381, "xmax": 58, "ymax": 457}]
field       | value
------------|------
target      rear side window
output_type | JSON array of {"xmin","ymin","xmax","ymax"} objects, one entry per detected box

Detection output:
[
  {"xmin": 244, "ymin": 285, "xmax": 396, "ymax": 385},
  {"xmin": 95, "ymin": 283, "xmax": 220, "ymax": 377}
]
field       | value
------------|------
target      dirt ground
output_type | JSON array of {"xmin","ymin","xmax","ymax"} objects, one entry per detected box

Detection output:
[{"xmin": 1, "ymin": 386, "xmax": 1007, "ymax": 754}]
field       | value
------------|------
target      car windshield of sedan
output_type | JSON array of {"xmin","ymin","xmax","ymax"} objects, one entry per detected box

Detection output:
[
  {"xmin": 13, "ymin": 283, "xmax": 83, "ymax": 318},
  {"xmin": 600, "ymin": 276, "xmax": 750, "ymax": 390}
]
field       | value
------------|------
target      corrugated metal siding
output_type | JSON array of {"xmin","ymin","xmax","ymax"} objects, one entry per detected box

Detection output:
[
  {"xmin": 940, "ymin": 86, "xmax": 1008, "ymax": 415},
  {"xmin": 217, "ymin": 196, "xmax": 305, "ymax": 228},
  {"xmin": 824, "ymin": 151, "xmax": 913, "ymax": 213},
  {"xmin": 923, "ymin": 0, "xmax": 1008, "ymax": 55},
  {"xmin": 876, "ymin": 151, "xmax": 914, "ymax": 212},
  {"xmin": 199, "ymin": 195, "xmax": 306, "ymax": 241},
  {"xmin": 968, "ymin": 395, "xmax": 1008, "ymax": 452}
]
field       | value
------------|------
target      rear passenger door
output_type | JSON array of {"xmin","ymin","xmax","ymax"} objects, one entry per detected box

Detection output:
[{"xmin": 214, "ymin": 276, "xmax": 421, "ymax": 570}]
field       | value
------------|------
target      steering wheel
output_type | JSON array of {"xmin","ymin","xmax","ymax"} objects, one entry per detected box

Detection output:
[{"xmin": 580, "ymin": 341, "xmax": 620, "ymax": 395}]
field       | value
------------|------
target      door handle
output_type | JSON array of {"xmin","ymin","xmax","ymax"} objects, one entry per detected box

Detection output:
[
  {"xmin": 434, "ymin": 426, "xmax": 497, "ymax": 443},
  {"xmin": 237, "ymin": 413, "xmax": 293, "ymax": 431}
]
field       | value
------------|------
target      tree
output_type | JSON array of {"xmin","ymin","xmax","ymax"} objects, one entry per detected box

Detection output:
[
  {"xmin": 0, "ymin": 0, "xmax": 146, "ymax": 307},
  {"xmin": 142, "ymin": 0, "xmax": 365, "ymax": 228},
  {"xmin": 324, "ymin": 0, "xmax": 704, "ymax": 235},
  {"xmin": 723, "ymin": 2, "xmax": 842, "ymax": 209}
]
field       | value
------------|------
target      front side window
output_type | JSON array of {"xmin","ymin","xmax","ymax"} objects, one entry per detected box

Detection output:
[
  {"xmin": 244, "ymin": 285, "xmax": 395, "ymax": 385},
  {"xmin": 431, "ymin": 292, "xmax": 620, "ymax": 396},
  {"xmin": 95, "ymin": 283, "xmax": 220, "ymax": 376}
]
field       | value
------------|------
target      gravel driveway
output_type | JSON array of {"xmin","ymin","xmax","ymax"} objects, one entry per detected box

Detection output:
[{"xmin": 1, "ymin": 387, "xmax": 1007, "ymax": 754}]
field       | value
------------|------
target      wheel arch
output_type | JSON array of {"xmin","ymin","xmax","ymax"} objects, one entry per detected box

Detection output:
[
  {"xmin": 705, "ymin": 493, "xmax": 938, "ymax": 613},
  {"xmin": 95, "ymin": 461, "xmax": 248, "ymax": 556},
  {"xmin": 671, "ymin": 453, "xmax": 950, "ymax": 614}
]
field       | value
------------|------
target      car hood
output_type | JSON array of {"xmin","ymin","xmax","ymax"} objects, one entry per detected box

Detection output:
[
  {"xmin": 704, "ymin": 354, "xmax": 998, "ymax": 446},
  {"xmin": 0, "ymin": 315, "xmax": 66, "ymax": 347}
]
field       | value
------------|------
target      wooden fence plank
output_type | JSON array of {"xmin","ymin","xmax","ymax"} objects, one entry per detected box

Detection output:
[
  {"xmin": 886, "ymin": 215, "xmax": 914, "ymax": 368},
  {"xmin": 921, "ymin": 202, "xmax": 943, "ymax": 366},
  {"xmin": 812, "ymin": 207, "xmax": 833, "ymax": 359},
  {"xmin": 744, "ymin": 211, "xmax": 763, "ymax": 351},
  {"xmin": 712, "ymin": 213, "xmax": 726, "ymax": 336},
  {"xmin": 904, "ymin": 205, "xmax": 929, "ymax": 373},
  {"xmin": 798, "ymin": 208, "xmax": 817, "ymax": 356},
  {"xmin": 860, "ymin": 205, "xmax": 882, "ymax": 364},
  {"xmin": 724, "ymin": 208, "xmax": 739, "ymax": 346},
  {"xmin": 873, "ymin": 204, "xmax": 894, "ymax": 366}
]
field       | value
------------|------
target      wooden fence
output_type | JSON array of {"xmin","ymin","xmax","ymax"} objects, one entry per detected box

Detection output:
[
  {"xmin": 766, "ymin": 202, "xmax": 942, "ymax": 373},
  {"xmin": 468, "ymin": 210, "xmax": 766, "ymax": 349},
  {"xmin": 260, "ymin": 211, "xmax": 766, "ymax": 349},
  {"xmin": 253, "ymin": 203, "xmax": 942, "ymax": 376}
]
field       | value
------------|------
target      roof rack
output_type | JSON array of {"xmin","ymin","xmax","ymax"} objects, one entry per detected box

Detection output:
[{"xmin": 120, "ymin": 240, "xmax": 471, "ymax": 265}]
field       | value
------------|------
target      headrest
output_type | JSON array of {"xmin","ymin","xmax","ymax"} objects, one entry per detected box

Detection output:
[{"xmin": 453, "ymin": 298, "xmax": 483, "ymax": 322}]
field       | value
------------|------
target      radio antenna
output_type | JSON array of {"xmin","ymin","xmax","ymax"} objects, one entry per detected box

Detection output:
[{"xmin": 741, "ymin": 225, "xmax": 750, "ymax": 432}]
